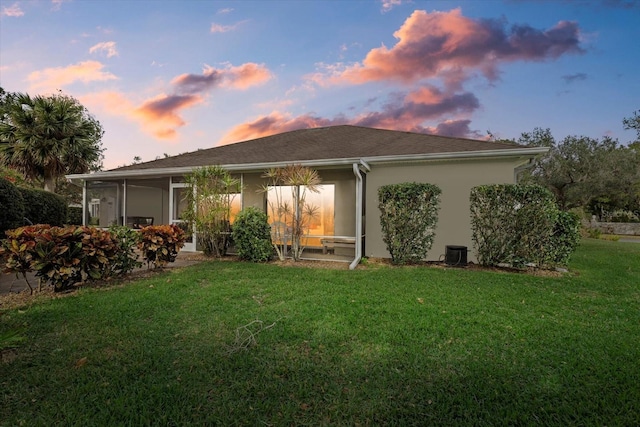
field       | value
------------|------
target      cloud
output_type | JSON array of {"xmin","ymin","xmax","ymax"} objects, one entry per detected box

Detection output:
[
  {"xmin": 82, "ymin": 62, "xmax": 272, "ymax": 141},
  {"xmin": 220, "ymin": 112, "xmax": 342, "ymax": 144},
  {"xmin": 381, "ymin": 0, "xmax": 406, "ymax": 13},
  {"xmin": 217, "ymin": 7, "xmax": 234, "ymax": 14},
  {"xmin": 27, "ymin": 60, "xmax": 117, "ymax": 92},
  {"xmin": 51, "ymin": 0, "xmax": 70, "ymax": 11},
  {"xmin": 423, "ymin": 119, "xmax": 483, "ymax": 139},
  {"xmin": 220, "ymin": 85, "xmax": 481, "ymax": 144},
  {"xmin": 171, "ymin": 63, "xmax": 272, "ymax": 94},
  {"xmin": 562, "ymin": 72, "xmax": 588, "ymax": 83},
  {"xmin": 313, "ymin": 9, "xmax": 583, "ymax": 89},
  {"xmin": 134, "ymin": 94, "xmax": 203, "ymax": 139},
  {"xmin": 89, "ymin": 41, "xmax": 119, "ymax": 58},
  {"xmin": 210, "ymin": 20, "xmax": 248, "ymax": 33},
  {"xmin": 1, "ymin": 2, "xmax": 24, "ymax": 17}
]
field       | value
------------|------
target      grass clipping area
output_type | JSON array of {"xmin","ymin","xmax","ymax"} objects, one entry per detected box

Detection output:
[{"xmin": 1, "ymin": 239, "xmax": 639, "ymax": 425}]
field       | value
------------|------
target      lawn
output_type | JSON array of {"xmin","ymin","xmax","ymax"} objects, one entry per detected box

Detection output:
[{"xmin": 1, "ymin": 239, "xmax": 639, "ymax": 425}]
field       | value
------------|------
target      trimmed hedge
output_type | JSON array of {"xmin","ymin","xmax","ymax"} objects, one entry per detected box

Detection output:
[
  {"xmin": 470, "ymin": 184, "xmax": 580, "ymax": 268},
  {"xmin": 232, "ymin": 207, "xmax": 273, "ymax": 262},
  {"xmin": 67, "ymin": 206, "xmax": 83, "ymax": 225},
  {"xmin": 0, "ymin": 177, "xmax": 25, "ymax": 235},
  {"xmin": 378, "ymin": 182, "xmax": 441, "ymax": 265},
  {"xmin": 18, "ymin": 187, "xmax": 67, "ymax": 226}
]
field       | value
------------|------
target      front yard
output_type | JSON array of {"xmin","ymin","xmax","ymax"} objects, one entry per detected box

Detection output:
[{"xmin": 1, "ymin": 239, "xmax": 639, "ymax": 425}]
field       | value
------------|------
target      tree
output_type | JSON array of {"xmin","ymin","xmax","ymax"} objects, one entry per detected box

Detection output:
[
  {"xmin": 623, "ymin": 110, "xmax": 640, "ymax": 143},
  {"xmin": 183, "ymin": 166, "xmax": 241, "ymax": 257},
  {"xmin": 520, "ymin": 127, "xmax": 639, "ymax": 215},
  {"xmin": 262, "ymin": 165, "xmax": 321, "ymax": 261},
  {"xmin": 0, "ymin": 89, "xmax": 104, "ymax": 192}
]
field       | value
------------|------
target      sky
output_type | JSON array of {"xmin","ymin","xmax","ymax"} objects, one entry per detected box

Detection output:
[{"xmin": 1, "ymin": 0, "xmax": 638, "ymax": 170}]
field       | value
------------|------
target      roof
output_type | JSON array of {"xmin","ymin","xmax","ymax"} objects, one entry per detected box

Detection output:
[
  {"xmin": 68, "ymin": 125, "xmax": 547, "ymax": 181},
  {"xmin": 109, "ymin": 125, "xmax": 533, "ymax": 172}
]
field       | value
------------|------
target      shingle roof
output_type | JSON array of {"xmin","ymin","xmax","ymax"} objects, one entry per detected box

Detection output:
[{"xmin": 110, "ymin": 125, "xmax": 526, "ymax": 172}]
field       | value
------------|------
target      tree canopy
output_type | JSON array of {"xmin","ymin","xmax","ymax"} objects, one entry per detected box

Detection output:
[
  {"xmin": 0, "ymin": 88, "xmax": 104, "ymax": 192},
  {"xmin": 518, "ymin": 125, "xmax": 640, "ymax": 218}
]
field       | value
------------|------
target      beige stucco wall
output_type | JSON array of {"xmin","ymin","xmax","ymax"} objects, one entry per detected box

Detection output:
[{"xmin": 364, "ymin": 158, "xmax": 521, "ymax": 262}]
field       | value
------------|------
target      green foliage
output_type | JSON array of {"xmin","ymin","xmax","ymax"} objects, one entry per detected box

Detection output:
[
  {"xmin": 470, "ymin": 184, "xmax": 579, "ymax": 267},
  {"xmin": 66, "ymin": 206, "xmax": 83, "ymax": 225},
  {"xmin": 378, "ymin": 182, "xmax": 441, "ymax": 265},
  {"xmin": 183, "ymin": 166, "xmax": 241, "ymax": 257},
  {"xmin": 262, "ymin": 164, "xmax": 321, "ymax": 261},
  {"xmin": 0, "ymin": 177, "xmax": 25, "ymax": 235},
  {"xmin": 137, "ymin": 224, "xmax": 186, "ymax": 268},
  {"xmin": 623, "ymin": 110, "xmax": 640, "ymax": 142},
  {"xmin": 17, "ymin": 186, "xmax": 67, "ymax": 226},
  {"xmin": 0, "ymin": 225, "xmax": 119, "ymax": 292},
  {"xmin": 0, "ymin": 90, "xmax": 104, "ymax": 192},
  {"xmin": 232, "ymin": 207, "xmax": 273, "ymax": 262},
  {"xmin": 519, "ymin": 128, "xmax": 640, "ymax": 215},
  {"xmin": 108, "ymin": 225, "xmax": 142, "ymax": 274},
  {"xmin": 548, "ymin": 211, "xmax": 581, "ymax": 265}
]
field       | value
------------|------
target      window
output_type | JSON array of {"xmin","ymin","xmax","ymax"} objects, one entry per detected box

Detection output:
[{"xmin": 267, "ymin": 184, "xmax": 334, "ymax": 247}]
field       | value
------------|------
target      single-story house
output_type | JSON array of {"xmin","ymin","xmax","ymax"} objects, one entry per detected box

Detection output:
[{"xmin": 67, "ymin": 125, "xmax": 548, "ymax": 268}]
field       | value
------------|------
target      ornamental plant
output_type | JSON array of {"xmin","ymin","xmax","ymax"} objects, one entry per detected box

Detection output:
[
  {"xmin": 261, "ymin": 165, "xmax": 321, "ymax": 261},
  {"xmin": 108, "ymin": 225, "xmax": 142, "ymax": 275},
  {"xmin": 137, "ymin": 224, "xmax": 186, "ymax": 268},
  {"xmin": 470, "ymin": 184, "xmax": 579, "ymax": 268},
  {"xmin": 1, "ymin": 225, "xmax": 119, "ymax": 292},
  {"xmin": 378, "ymin": 182, "xmax": 441, "ymax": 265},
  {"xmin": 183, "ymin": 166, "xmax": 241, "ymax": 257},
  {"xmin": 232, "ymin": 207, "xmax": 273, "ymax": 262}
]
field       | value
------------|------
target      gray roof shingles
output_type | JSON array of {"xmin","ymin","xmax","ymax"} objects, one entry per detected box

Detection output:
[{"xmin": 110, "ymin": 125, "xmax": 524, "ymax": 172}]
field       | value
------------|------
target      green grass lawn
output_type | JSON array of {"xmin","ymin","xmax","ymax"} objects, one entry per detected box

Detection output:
[{"xmin": 1, "ymin": 239, "xmax": 639, "ymax": 426}]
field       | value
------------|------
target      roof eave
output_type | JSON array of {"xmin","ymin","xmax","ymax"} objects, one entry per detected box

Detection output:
[{"xmin": 66, "ymin": 147, "xmax": 549, "ymax": 183}]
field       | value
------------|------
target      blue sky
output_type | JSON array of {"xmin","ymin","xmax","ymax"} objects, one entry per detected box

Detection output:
[{"xmin": 1, "ymin": 0, "xmax": 638, "ymax": 169}]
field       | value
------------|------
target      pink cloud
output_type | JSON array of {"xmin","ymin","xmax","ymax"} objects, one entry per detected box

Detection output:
[
  {"xmin": 220, "ymin": 112, "xmax": 343, "ymax": 144},
  {"xmin": 220, "ymin": 85, "xmax": 481, "ymax": 144},
  {"xmin": 172, "ymin": 63, "xmax": 272, "ymax": 93},
  {"xmin": 133, "ymin": 94, "xmax": 203, "ymax": 140},
  {"xmin": 315, "ymin": 9, "xmax": 583, "ymax": 88},
  {"xmin": 210, "ymin": 20, "xmax": 248, "ymax": 33},
  {"xmin": 1, "ymin": 2, "xmax": 24, "ymax": 17},
  {"xmin": 27, "ymin": 60, "xmax": 117, "ymax": 92},
  {"xmin": 381, "ymin": 0, "xmax": 406, "ymax": 13},
  {"xmin": 89, "ymin": 41, "xmax": 119, "ymax": 58}
]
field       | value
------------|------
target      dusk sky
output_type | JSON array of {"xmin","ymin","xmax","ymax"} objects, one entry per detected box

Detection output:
[{"xmin": 1, "ymin": 0, "xmax": 638, "ymax": 169}]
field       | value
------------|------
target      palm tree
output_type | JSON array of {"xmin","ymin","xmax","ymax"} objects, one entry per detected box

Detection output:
[{"xmin": 0, "ymin": 91, "xmax": 104, "ymax": 192}]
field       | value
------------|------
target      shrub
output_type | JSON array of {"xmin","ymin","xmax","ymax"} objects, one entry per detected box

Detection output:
[
  {"xmin": 183, "ymin": 166, "xmax": 241, "ymax": 257},
  {"xmin": 548, "ymin": 211, "xmax": 581, "ymax": 265},
  {"xmin": 18, "ymin": 187, "xmax": 67, "ymax": 226},
  {"xmin": 137, "ymin": 224, "xmax": 186, "ymax": 268},
  {"xmin": 0, "ymin": 177, "xmax": 25, "ymax": 235},
  {"xmin": 67, "ymin": 206, "xmax": 83, "ymax": 225},
  {"xmin": 470, "ymin": 184, "xmax": 579, "ymax": 268},
  {"xmin": 232, "ymin": 207, "xmax": 273, "ymax": 262},
  {"xmin": 1, "ymin": 225, "xmax": 119, "ymax": 292},
  {"xmin": 378, "ymin": 182, "xmax": 441, "ymax": 265},
  {"xmin": 109, "ymin": 226, "xmax": 142, "ymax": 274}
]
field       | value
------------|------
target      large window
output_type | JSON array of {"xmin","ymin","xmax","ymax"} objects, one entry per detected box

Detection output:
[{"xmin": 267, "ymin": 184, "xmax": 334, "ymax": 247}]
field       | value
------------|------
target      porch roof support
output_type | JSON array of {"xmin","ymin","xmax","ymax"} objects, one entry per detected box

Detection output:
[{"xmin": 349, "ymin": 160, "xmax": 370, "ymax": 270}]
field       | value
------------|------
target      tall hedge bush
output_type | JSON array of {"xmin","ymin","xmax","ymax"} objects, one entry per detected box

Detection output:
[
  {"xmin": 18, "ymin": 187, "xmax": 67, "ymax": 226},
  {"xmin": 378, "ymin": 182, "xmax": 441, "ymax": 265},
  {"xmin": 0, "ymin": 177, "xmax": 25, "ymax": 235},
  {"xmin": 470, "ymin": 184, "xmax": 579, "ymax": 267},
  {"xmin": 232, "ymin": 207, "xmax": 273, "ymax": 262}
]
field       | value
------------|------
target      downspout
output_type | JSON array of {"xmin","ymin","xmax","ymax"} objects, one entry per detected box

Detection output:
[
  {"xmin": 349, "ymin": 160, "xmax": 370, "ymax": 270},
  {"xmin": 122, "ymin": 179, "xmax": 128, "ymax": 227}
]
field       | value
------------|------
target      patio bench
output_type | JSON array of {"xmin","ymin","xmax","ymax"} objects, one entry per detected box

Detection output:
[{"xmin": 320, "ymin": 237, "xmax": 356, "ymax": 254}]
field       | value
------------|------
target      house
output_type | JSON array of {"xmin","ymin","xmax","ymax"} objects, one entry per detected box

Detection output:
[{"xmin": 66, "ymin": 125, "xmax": 548, "ymax": 268}]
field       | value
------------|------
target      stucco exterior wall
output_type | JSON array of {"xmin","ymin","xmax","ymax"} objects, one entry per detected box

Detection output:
[{"xmin": 364, "ymin": 158, "xmax": 521, "ymax": 262}]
